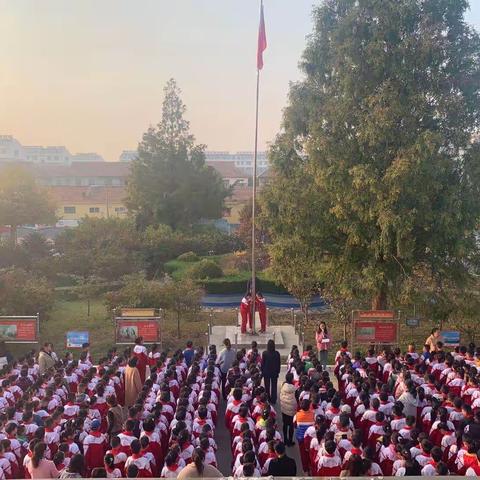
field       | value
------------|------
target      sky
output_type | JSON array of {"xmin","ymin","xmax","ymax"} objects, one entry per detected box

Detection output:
[{"xmin": 0, "ymin": 1, "xmax": 479, "ymax": 162}]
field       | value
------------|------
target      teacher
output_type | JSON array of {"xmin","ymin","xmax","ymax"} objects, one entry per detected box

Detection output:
[
  {"xmin": 315, "ymin": 321, "xmax": 331, "ymax": 370},
  {"xmin": 262, "ymin": 339, "xmax": 281, "ymax": 404}
]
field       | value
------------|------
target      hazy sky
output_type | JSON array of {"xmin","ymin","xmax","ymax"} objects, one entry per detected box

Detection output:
[{"xmin": 1, "ymin": 1, "xmax": 479, "ymax": 161}]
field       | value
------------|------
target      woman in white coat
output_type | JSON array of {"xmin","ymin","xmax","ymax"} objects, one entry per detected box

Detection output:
[{"xmin": 280, "ymin": 372, "xmax": 297, "ymax": 446}]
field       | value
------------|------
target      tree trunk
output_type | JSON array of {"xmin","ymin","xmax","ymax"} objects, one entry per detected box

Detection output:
[
  {"xmin": 177, "ymin": 312, "xmax": 181, "ymax": 338},
  {"xmin": 9, "ymin": 225, "xmax": 17, "ymax": 247},
  {"xmin": 87, "ymin": 299, "xmax": 91, "ymax": 317},
  {"xmin": 371, "ymin": 285, "xmax": 388, "ymax": 310}
]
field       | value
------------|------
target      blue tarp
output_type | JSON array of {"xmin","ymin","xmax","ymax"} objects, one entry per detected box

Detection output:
[{"xmin": 201, "ymin": 293, "xmax": 328, "ymax": 310}]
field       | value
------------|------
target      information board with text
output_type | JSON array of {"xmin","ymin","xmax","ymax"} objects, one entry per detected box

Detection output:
[
  {"xmin": 0, "ymin": 316, "xmax": 39, "ymax": 343},
  {"xmin": 115, "ymin": 317, "xmax": 161, "ymax": 344},
  {"xmin": 352, "ymin": 310, "xmax": 398, "ymax": 346}
]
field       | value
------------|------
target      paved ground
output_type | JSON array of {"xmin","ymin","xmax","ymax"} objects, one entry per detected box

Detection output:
[{"xmin": 215, "ymin": 365, "xmax": 302, "ymax": 476}]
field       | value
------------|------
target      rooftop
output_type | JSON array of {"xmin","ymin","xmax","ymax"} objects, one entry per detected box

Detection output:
[
  {"xmin": 206, "ymin": 161, "xmax": 248, "ymax": 179},
  {"xmin": 46, "ymin": 185, "xmax": 127, "ymax": 204}
]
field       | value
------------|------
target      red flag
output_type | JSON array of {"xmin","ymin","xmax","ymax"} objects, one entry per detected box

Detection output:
[{"xmin": 257, "ymin": 2, "xmax": 267, "ymax": 70}]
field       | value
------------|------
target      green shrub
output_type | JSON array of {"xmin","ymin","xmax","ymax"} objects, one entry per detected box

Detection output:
[
  {"xmin": 188, "ymin": 259, "xmax": 223, "ymax": 280},
  {"xmin": 177, "ymin": 251, "xmax": 199, "ymax": 262}
]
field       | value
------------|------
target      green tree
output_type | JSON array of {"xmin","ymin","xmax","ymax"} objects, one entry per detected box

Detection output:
[
  {"xmin": 160, "ymin": 277, "xmax": 203, "ymax": 338},
  {"xmin": 269, "ymin": 237, "xmax": 320, "ymax": 322},
  {"xmin": 55, "ymin": 217, "xmax": 142, "ymax": 281},
  {"xmin": 105, "ymin": 273, "xmax": 203, "ymax": 338},
  {"xmin": 263, "ymin": 0, "xmax": 480, "ymax": 310},
  {"xmin": 126, "ymin": 79, "xmax": 230, "ymax": 230},
  {"xmin": 77, "ymin": 275, "xmax": 104, "ymax": 317},
  {"xmin": 0, "ymin": 166, "xmax": 56, "ymax": 245},
  {"xmin": 0, "ymin": 268, "xmax": 54, "ymax": 317}
]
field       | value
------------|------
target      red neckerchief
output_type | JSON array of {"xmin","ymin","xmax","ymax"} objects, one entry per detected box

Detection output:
[
  {"xmin": 45, "ymin": 428, "xmax": 53, "ymax": 433},
  {"xmin": 131, "ymin": 453, "xmax": 141, "ymax": 460},
  {"xmin": 167, "ymin": 464, "xmax": 179, "ymax": 471},
  {"xmin": 91, "ymin": 431, "xmax": 102, "ymax": 437},
  {"xmin": 122, "ymin": 431, "xmax": 133, "ymax": 436},
  {"xmin": 351, "ymin": 448, "xmax": 362, "ymax": 455}
]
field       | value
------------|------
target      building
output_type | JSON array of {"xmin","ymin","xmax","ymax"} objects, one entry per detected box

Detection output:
[
  {"xmin": 0, "ymin": 135, "xmax": 104, "ymax": 165},
  {"xmin": 206, "ymin": 161, "xmax": 249, "ymax": 187},
  {"xmin": 205, "ymin": 150, "xmax": 269, "ymax": 174},
  {"xmin": 31, "ymin": 162, "xmax": 129, "ymax": 187},
  {"xmin": 119, "ymin": 150, "xmax": 137, "ymax": 162},
  {"xmin": 47, "ymin": 185, "xmax": 128, "ymax": 221},
  {"xmin": 0, "ymin": 135, "xmax": 25, "ymax": 163}
]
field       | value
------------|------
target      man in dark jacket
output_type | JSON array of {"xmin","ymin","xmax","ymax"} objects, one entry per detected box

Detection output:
[
  {"xmin": 262, "ymin": 339, "xmax": 281, "ymax": 403},
  {"xmin": 267, "ymin": 442, "xmax": 297, "ymax": 476}
]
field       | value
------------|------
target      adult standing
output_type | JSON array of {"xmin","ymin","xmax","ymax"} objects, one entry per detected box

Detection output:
[
  {"xmin": 59, "ymin": 454, "xmax": 85, "ymax": 478},
  {"xmin": 262, "ymin": 339, "xmax": 281, "ymax": 404},
  {"xmin": 267, "ymin": 442, "xmax": 297, "ymax": 476},
  {"xmin": 177, "ymin": 447, "xmax": 223, "ymax": 479},
  {"xmin": 425, "ymin": 328, "xmax": 440, "ymax": 352},
  {"xmin": 218, "ymin": 338, "xmax": 236, "ymax": 399},
  {"xmin": 38, "ymin": 343, "xmax": 56, "ymax": 375},
  {"xmin": 280, "ymin": 372, "xmax": 297, "ymax": 446},
  {"xmin": 106, "ymin": 394, "xmax": 124, "ymax": 438},
  {"xmin": 124, "ymin": 357, "xmax": 142, "ymax": 408},
  {"xmin": 315, "ymin": 321, "xmax": 331, "ymax": 371},
  {"xmin": 27, "ymin": 442, "xmax": 59, "ymax": 478}
]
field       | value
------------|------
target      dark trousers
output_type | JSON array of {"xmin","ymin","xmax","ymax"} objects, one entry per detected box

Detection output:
[
  {"xmin": 221, "ymin": 371, "xmax": 228, "ymax": 400},
  {"xmin": 282, "ymin": 413, "xmax": 294, "ymax": 444},
  {"xmin": 264, "ymin": 375, "xmax": 278, "ymax": 404}
]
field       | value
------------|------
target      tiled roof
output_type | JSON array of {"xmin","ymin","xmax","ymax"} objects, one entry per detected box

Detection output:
[
  {"xmin": 206, "ymin": 161, "xmax": 248, "ymax": 179},
  {"xmin": 46, "ymin": 186, "xmax": 127, "ymax": 204},
  {"xmin": 32, "ymin": 162, "xmax": 130, "ymax": 178}
]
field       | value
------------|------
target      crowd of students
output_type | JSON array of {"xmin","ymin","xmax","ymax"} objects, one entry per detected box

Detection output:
[{"xmin": 0, "ymin": 325, "xmax": 479, "ymax": 478}]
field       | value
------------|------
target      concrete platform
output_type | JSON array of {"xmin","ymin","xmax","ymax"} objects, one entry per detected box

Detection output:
[{"xmin": 209, "ymin": 324, "xmax": 300, "ymax": 358}]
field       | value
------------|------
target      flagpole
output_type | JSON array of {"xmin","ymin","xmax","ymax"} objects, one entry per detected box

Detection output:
[{"xmin": 251, "ymin": 66, "xmax": 260, "ymax": 334}]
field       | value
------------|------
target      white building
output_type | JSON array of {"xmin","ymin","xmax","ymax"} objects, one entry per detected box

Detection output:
[
  {"xmin": 0, "ymin": 135, "xmax": 104, "ymax": 165},
  {"xmin": 205, "ymin": 150, "xmax": 269, "ymax": 174},
  {"xmin": 119, "ymin": 150, "xmax": 137, "ymax": 162}
]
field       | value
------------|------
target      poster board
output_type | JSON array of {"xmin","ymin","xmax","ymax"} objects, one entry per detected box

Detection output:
[
  {"xmin": 352, "ymin": 310, "xmax": 398, "ymax": 347},
  {"xmin": 0, "ymin": 316, "xmax": 39, "ymax": 344},
  {"xmin": 66, "ymin": 331, "xmax": 89, "ymax": 349},
  {"xmin": 441, "ymin": 330, "xmax": 460, "ymax": 347},
  {"xmin": 120, "ymin": 308, "xmax": 157, "ymax": 318},
  {"xmin": 115, "ymin": 317, "xmax": 161, "ymax": 344}
]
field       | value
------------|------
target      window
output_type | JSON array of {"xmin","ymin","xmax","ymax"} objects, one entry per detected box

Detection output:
[
  {"xmin": 64, "ymin": 206, "xmax": 76, "ymax": 214},
  {"xmin": 114, "ymin": 207, "xmax": 125, "ymax": 213},
  {"xmin": 89, "ymin": 207, "xmax": 100, "ymax": 213}
]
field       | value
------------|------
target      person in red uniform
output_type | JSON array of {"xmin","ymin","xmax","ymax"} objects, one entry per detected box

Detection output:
[
  {"xmin": 256, "ymin": 293, "xmax": 267, "ymax": 333},
  {"xmin": 133, "ymin": 337, "xmax": 148, "ymax": 383},
  {"xmin": 240, "ymin": 294, "xmax": 252, "ymax": 334}
]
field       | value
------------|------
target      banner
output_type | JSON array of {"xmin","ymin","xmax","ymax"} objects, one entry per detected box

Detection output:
[
  {"xmin": 441, "ymin": 330, "xmax": 460, "ymax": 347},
  {"xmin": 120, "ymin": 308, "xmax": 156, "ymax": 318},
  {"xmin": 0, "ymin": 317, "xmax": 39, "ymax": 343},
  {"xmin": 66, "ymin": 331, "xmax": 89, "ymax": 349},
  {"xmin": 352, "ymin": 310, "xmax": 398, "ymax": 345},
  {"xmin": 115, "ymin": 317, "xmax": 160, "ymax": 344}
]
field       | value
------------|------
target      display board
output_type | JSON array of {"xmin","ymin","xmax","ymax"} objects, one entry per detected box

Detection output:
[
  {"xmin": 441, "ymin": 330, "xmax": 460, "ymax": 347},
  {"xmin": 66, "ymin": 331, "xmax": 89, "ymax": 349},
  {"xmin": 0, "ymin": 316, "xmax": 39, "ymax": 343},
  {"xmin": 115, "ymin": 317, "xmax": 161, "ymax": 344},
  {"xmin": 120, "ymin": 308, "xmax": 157, "ymax": 318},
  {"xmin": 352, "ymin": 310, "xmax": 398, "ymax": 346}
]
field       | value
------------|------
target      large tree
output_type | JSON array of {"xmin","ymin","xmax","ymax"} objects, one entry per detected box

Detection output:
[
  {"xmin": 0, "ymin": 166, "xmax": 56, "ymax": 245},
  {"xmin": 127, "ymin": 79, "xmax": 230, "ymax": 230},
  {"xmin": 263, "ymin": 0, "xmax": 480, "ymax": 309}
]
